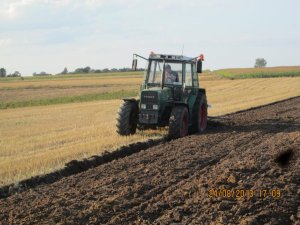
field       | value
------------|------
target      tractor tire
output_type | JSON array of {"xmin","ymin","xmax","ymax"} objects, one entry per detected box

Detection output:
[
  {"xmin": 190, "ymin": 93, "xmax": 207, "ymax": 133},
  {"xmin": 168, "ymin": 106, "xmax": 189, "ymax": 139},
  {"xmin": 116, "ymin": 101, "xmax": 138, "ymax": 136}
]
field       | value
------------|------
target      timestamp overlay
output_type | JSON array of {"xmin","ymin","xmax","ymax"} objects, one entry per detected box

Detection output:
[{"xmin": 208, "ymin": 188, "xmax": 282, "ymax": 199}]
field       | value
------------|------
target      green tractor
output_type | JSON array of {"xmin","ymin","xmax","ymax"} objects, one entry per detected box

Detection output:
[{"xmin": 116, "ymin": 52, "xmax": 207, "ymax": 139}]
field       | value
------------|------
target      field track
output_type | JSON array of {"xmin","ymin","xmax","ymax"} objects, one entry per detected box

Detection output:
[{"xmin": 0, "ymin": 97, "xmax": 299, "ymax": 224}]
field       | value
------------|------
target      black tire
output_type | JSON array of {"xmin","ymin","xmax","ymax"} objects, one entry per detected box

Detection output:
[
  {"xmin": 168, "ymin": 106, "xmax": 189, "ymax": 139},
  {"xmin": 190, "ymin": 92, "xmax": 207, "ymax": 133},
  {"xmin": 116, "ymin": 101, "xmax": 138, "ymax": 135}
]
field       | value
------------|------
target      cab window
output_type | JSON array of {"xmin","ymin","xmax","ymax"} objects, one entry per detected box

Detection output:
[
  {"xmin": 192, "ymin": 64, "xmax": 198, "ymax": 87},
  {"xmin": 185, "ymin": 63, "xmax": 193, "ymax": 86}
]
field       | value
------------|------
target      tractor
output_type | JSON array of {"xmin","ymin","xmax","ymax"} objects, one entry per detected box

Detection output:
[{"xmin": 116, "ymin": 52, "xmax": 207, "ymax": 139}]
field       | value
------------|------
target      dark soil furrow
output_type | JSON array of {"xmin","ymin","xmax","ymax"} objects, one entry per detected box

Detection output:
[
  {"xmin": 108, "ymin": 131, "xmax": 277, "ymax": 224},
  {"xmin": 0, "ymin": 97, "xmax": 299, "ymax": 225}
]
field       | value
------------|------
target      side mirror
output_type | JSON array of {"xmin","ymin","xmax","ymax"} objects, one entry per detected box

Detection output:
[
  {"xmin": 196, "ymin": 60, "xmax": 202, "ymax": 73},
  {"xmin": 132, "ymin": 59, "xmax": 137, "ymax": 71}
]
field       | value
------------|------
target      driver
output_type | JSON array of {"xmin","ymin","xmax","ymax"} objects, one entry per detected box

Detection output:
[{"xmin": 165, "ymin": 64, "xmax": 179, "ymax": 83}]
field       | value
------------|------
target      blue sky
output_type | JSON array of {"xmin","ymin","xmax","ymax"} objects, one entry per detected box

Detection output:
[{"xmin": 0, "ymin": 0, "xmax": 300, "ymax": 75}]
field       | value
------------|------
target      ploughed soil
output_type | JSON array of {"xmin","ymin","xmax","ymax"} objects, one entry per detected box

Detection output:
[{"xmin": 0, "ymin": 97, "xmax": 299, "ymax": 225}]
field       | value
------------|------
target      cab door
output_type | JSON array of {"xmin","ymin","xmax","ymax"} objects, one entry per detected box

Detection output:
[{"xmin": 183, "ymin": 63, "xmax": 197, "ymax": 119}]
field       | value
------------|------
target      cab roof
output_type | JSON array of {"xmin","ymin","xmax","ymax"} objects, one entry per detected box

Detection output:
[{"xmin": 149, "ymin": 53, "xmax": 194, "ymax": 62}]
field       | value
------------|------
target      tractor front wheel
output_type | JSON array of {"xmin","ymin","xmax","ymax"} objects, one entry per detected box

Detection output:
[
  {"xmin": 168, "ymin": 106, "xmax": 189, "ymax": 139},
  {"xmin": 116, "ymin": 101, "xmax": 138, "ymax": 135}
]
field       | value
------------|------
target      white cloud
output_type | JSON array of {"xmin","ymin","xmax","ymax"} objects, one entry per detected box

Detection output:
[
  {"xmin": 0, "ymin": 0, "xmax": 35, "ymax": 19},
  {"xmin": 0, "ymin": 38, "xmax": 13, "ymax": 47},
  {"xmin": 0, "ymin": 0, "xmax": 299, "ymax": 75},
  {"xmin": 86, "ymin": 0, "xmax": 106, "ymax": 6},
  {"xmin": 0, "ymin": 0, "xmax": 124, "ymax": 20}
]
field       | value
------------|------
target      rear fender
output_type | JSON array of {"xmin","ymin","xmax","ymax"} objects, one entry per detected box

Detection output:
[{"xmin": 199, "ymin": 88, "xmax": 206, "ymax": 94}]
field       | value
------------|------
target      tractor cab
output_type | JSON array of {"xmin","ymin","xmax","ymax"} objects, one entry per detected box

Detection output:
[
  {"xmin": 144, "ymin": 53, "xmax": 202, "ymax": 97},
  {"xmin": 116, "ymin": 52, "xmax": 207, "ymax": 139}
]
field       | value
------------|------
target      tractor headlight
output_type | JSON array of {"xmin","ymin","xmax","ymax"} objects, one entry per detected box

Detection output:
[
  {"xmin": 153, "ymin": 104, "xmax": 158, "ymax": 110},
  {"xmin": 141, "ymin": 104, "xmax": 146, "ymax": 109}
]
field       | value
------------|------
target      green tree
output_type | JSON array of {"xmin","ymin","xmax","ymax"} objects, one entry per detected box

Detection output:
[
  {"xmin": 254, "ymin": 58, "xmax": 267, "ymax": 68},
  {"xmin": 61, "ymin": 67, "xmax": 68, "ymax": 74},
  {"xmin": 83, "ymin": 66, "xmax": 91, "ymax": 73},
  {"xmin": 12, "ymin": 71, "xmax": 21, "ymax": 77},
  {"xmin": 74, "ymin": 67, "xmax": 91, "ymax": 74},
  {"xmin": 0, "ymin": 68, "xmax": 6, "ymax": 77},
  {"xmin": 74, "ymin": 68, "xmax": 84, "ymax": 74}
]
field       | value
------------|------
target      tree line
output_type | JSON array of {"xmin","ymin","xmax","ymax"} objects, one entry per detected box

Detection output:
[
  {"xmin": 0, "ymin": 58, "xmax": 266, "ymax": 78},
  {"xmin": 0, "ymin": 68, "xmax": 21, "ymax": 77},
  {"xmin": 0, "ymin": 66, "xmax": 143, "ymax": 77},
  {"xmin": 62, "ymin": 66, "xmax": 144, "ymax": 75},
  {"xmin": 32, "ymin": 66, "xmax": 143, "ymax": 76}
]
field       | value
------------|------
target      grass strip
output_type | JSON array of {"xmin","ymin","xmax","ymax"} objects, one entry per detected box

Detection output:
[
  {"xmin": 216, "ymin": 71, "xmax": 300, "ymax": 79},
  {"xmin": 0, "ymin": 90, "xmax": 138, "ymax": 109}
]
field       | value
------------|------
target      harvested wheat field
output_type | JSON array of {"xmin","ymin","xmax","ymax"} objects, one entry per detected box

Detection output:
[{"xmin": 0, "ymin": 97, "xmax": 299, "ymax": 224}]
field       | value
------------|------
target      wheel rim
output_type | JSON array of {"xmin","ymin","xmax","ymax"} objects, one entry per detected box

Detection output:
[
  {"xmin": 180, "ymin": 110, "xmax": 188, "ymax": 137},
  {"xmin": 199, "ymin": 104, "xmax": 207, "ymax": 131}
]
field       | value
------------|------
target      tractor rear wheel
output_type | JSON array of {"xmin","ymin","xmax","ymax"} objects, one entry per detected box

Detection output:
[
  {"xmin": 116, "ymin": 101, "xmax": 138, "ymax": 135},
  {"xmin": 168, "ymin": 106, "xmax": 189, "ymax": 139},
  {"xmin": 191, "ymin": 93, "xmax": 207, "ymax": 133}
]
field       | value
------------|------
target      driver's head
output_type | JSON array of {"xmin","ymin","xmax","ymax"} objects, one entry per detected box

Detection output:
[{"xmin": 165, "ymin": 64, "xmax": 171, "ymax": 73}]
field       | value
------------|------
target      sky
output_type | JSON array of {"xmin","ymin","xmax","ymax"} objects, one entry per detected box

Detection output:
[{"xmin": 0, "ymin": 0, "xmax": 300, "ymax": 76}]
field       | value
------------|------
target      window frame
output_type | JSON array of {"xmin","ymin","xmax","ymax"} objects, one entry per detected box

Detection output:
[{"xmin": 146, "ymin": 59, "xmax": 184, "ymax": 87}]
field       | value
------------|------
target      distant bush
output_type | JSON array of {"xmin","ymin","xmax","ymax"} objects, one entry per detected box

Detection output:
[
  {"xmin": 33, "ymin": 72, "xmax": 52, "ymax": 76},
  {"xmin": 7, "ymin": 71, "xmax": 21, "ymax": 77}
]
